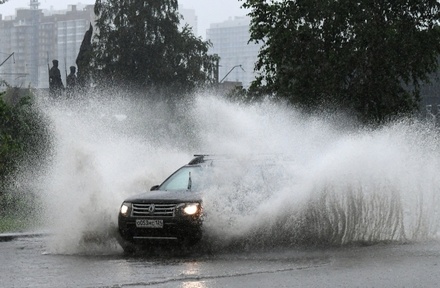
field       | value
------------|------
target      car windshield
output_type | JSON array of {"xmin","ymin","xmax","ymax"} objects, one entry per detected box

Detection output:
[{"xmin": 159, "ymin": 166, "xmax": 205, "ymax": 191}]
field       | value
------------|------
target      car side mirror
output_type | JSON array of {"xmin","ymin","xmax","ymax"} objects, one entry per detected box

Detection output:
[{"xmin": 150, "ymin": 185, "xmax": 160, "ymax": 191}]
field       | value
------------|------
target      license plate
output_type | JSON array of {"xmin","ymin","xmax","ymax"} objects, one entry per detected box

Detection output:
[{"xmin": 136, "ymin": 219, "xmax": 163, "ymax": 228}]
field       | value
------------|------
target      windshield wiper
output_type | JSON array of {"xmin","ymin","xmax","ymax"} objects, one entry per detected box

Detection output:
[{"xmin": 187, "ymin": 171, "xmax": 192, "ymax": 190}]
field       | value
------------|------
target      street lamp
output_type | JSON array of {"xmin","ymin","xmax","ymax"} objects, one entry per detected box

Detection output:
[
  {"xmin": 0, "ymin": 52, "xmax": 15, "ymax": 67},
  {"xmin": 426, "ymin": 104, "xmax": 436, "ymax": 125},
  {"xmin": 219, "ymin": 64, "xmax": 245, "ymax": 83}
]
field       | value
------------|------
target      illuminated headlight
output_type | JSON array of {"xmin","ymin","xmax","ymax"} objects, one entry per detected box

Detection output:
[
  {"xmin": 120, "ymin": 203, "xmax": 131, "ymax": 217},
  {"xmin": 183, "ymin": 203, "xmax": 200, "ymax": 215}
]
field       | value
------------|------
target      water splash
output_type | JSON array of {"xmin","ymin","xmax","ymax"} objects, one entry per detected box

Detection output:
[{"xmin": 34, "ymin": 91, "xmax": 440, "ymax": 253}]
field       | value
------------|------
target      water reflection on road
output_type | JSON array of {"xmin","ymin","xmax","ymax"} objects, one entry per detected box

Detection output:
[{"xmin": 2, "ymin": 235, "xmax": 440, "ymax": 287}]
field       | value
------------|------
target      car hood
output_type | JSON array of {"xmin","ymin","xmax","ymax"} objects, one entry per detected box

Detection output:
[{"xmin": 124, "ymin": 190, "xmax": 202, "ymax": 203}]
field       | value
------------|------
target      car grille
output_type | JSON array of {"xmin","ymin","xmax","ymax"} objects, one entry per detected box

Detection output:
[{"xmin": 131, "ymin": 203, "xmax": 176, "ymax": 217}]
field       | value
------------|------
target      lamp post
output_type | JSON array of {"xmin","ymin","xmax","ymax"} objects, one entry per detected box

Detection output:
[
  {"xmin": 0, "ymin": 52, "xmax": 15, "ymax": 68},
  {"xmin": 436, "ymin": 105, "xmax": 440, "ymax": 126},
  {"xmin": 426, "ymin": 104, "xmax": 436, "ymax": 125},
  {"xmin": 219, "ymin": 64, "xmax": 245, "ymax": 83}
]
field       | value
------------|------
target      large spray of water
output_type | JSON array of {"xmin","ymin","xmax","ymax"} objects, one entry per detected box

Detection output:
[{"xmin": 34, "ymin": 91, "xmax": 440, "ymax": 254}]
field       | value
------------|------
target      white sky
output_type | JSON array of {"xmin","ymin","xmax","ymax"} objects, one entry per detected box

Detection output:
[{"xmin": 0, "ymin": 0, "xmax": 249, "ymax": 37}]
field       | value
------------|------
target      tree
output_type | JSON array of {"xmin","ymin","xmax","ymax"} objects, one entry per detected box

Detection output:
[
  {"xmin": 0, "ymin": 88, "xmax": 52, "ymax": 201},
  {"xmin": 242, "ymin": 0, "xmax": 440, "ymax": 123},
  {"xmin": 93, "ymin": 0, "xmax": 217, "ymax": 95}
]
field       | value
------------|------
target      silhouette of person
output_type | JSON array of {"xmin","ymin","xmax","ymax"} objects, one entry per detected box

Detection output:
[
  {"xmin": 49, "ymin": 59, "xmax": 64, "ymax": 98},
  {"xmin": 66, "ymin": 66, "xmax": 77, "ymax": 98}
]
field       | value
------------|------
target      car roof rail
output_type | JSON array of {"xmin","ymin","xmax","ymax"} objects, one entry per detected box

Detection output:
[
  {"xmin": 188, "ymin": 155, "xmax": 208, "ymax": 165},
  {"xmin": 189, "ymin": 154, "xmax": 224, "ymax": 165},
  {"xmin": 188, "ymin": 153, "xmax": 296, "ymax": 165}
]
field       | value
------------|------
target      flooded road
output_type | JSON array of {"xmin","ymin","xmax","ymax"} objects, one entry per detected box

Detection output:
[{"xmin": 2, "ymin": 235, "xmax": 440, "ymax": 287}]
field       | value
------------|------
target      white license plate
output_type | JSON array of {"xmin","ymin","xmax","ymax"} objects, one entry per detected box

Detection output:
[{"xmin": 136, "ymin": 219, "xmax": 163, "ymax": 228}]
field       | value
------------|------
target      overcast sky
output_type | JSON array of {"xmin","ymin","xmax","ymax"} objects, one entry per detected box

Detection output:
[{"xmin": 0, "ymin": 0, "xmax": 249, "ymax": 37}]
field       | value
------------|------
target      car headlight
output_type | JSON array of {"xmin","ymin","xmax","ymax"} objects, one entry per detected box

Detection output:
[
  {"xmin": 120, "ymin": 202, "xmax": 131, "ymax": 217},
  {"xmin": 183, "ymin": 203, "xmax": 200, "ymax": 215}
]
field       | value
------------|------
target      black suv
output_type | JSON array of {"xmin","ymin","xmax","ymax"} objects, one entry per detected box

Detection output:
[{"xmin": 117, "ymin": 155, "xmax": 209, "ymax": 252}]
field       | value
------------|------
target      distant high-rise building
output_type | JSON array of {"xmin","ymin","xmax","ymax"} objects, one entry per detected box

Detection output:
[
  {"xmin": 206, "ymin": 16, "xmax": 262, "ymax": 89},
  {"xmin": 0, "ymin": 8, "xmax": 43, "ymax": 88},
  {"xmin": 0, "ymin": 4, "xmax": 95, "ymax": 88},
  {"xmin": 179, "ymin": 6, "xmax": 198, "ymax": 36}
]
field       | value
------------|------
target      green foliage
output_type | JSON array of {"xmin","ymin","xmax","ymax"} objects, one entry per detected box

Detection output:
[
  {"xmin": 93, "ymin": 0, "xmax": 218, "ymax": 96},
  {"xmin": 242, "ymin": 0, "xmax": 440, "ymax": 124},
  {"xmin": 0, "ymin": 216, "xmax": 29, "ymax": 233},
  {"xmin": 0, "ymin": 88, "xmax": 52, "ymax": 198}
]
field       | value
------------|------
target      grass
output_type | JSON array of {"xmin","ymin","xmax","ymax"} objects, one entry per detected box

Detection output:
[
  {"xmin": 0, "ymin": 196, "xmax": 42, "ymax": 234},
  {"xmin": 0, "ymin": 215, "xmax": 32, "ymax": 233},
  {"xmin": 0, "ymin": 189, "xmax": 43, "ymax": 233}
]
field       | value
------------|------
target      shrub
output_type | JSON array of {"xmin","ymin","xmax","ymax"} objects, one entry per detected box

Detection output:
[{"xmin": 0, "ymin": 88, "xmax": 52, "ymax": 221}]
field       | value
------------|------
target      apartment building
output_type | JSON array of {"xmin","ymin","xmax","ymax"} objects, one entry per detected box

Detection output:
[
  {"xmin": 0, "ymin": 4, "xmax": 95, "ymax": 88},
  {"xmin": 206, "ymin": 16, "xmax": 262, "ymax": 89},
  {"xmin": 179, "ymin": 6, "xmax": 198, "ymax": 36}
]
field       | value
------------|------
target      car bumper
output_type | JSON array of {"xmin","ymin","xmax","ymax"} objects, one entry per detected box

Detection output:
[{"xmin": 118, "ymin": 216, "xmax": 203, "ymax": 244}]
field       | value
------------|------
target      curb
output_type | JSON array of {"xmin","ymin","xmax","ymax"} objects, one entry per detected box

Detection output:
[{"xmin": 0, "ymin": 232, "xmax": 47, "ymax": 242}]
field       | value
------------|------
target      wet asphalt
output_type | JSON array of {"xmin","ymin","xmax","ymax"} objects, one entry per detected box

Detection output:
[{"xmin": 2, "ymin": 233, "xmax": 440, "ymax": 288}]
